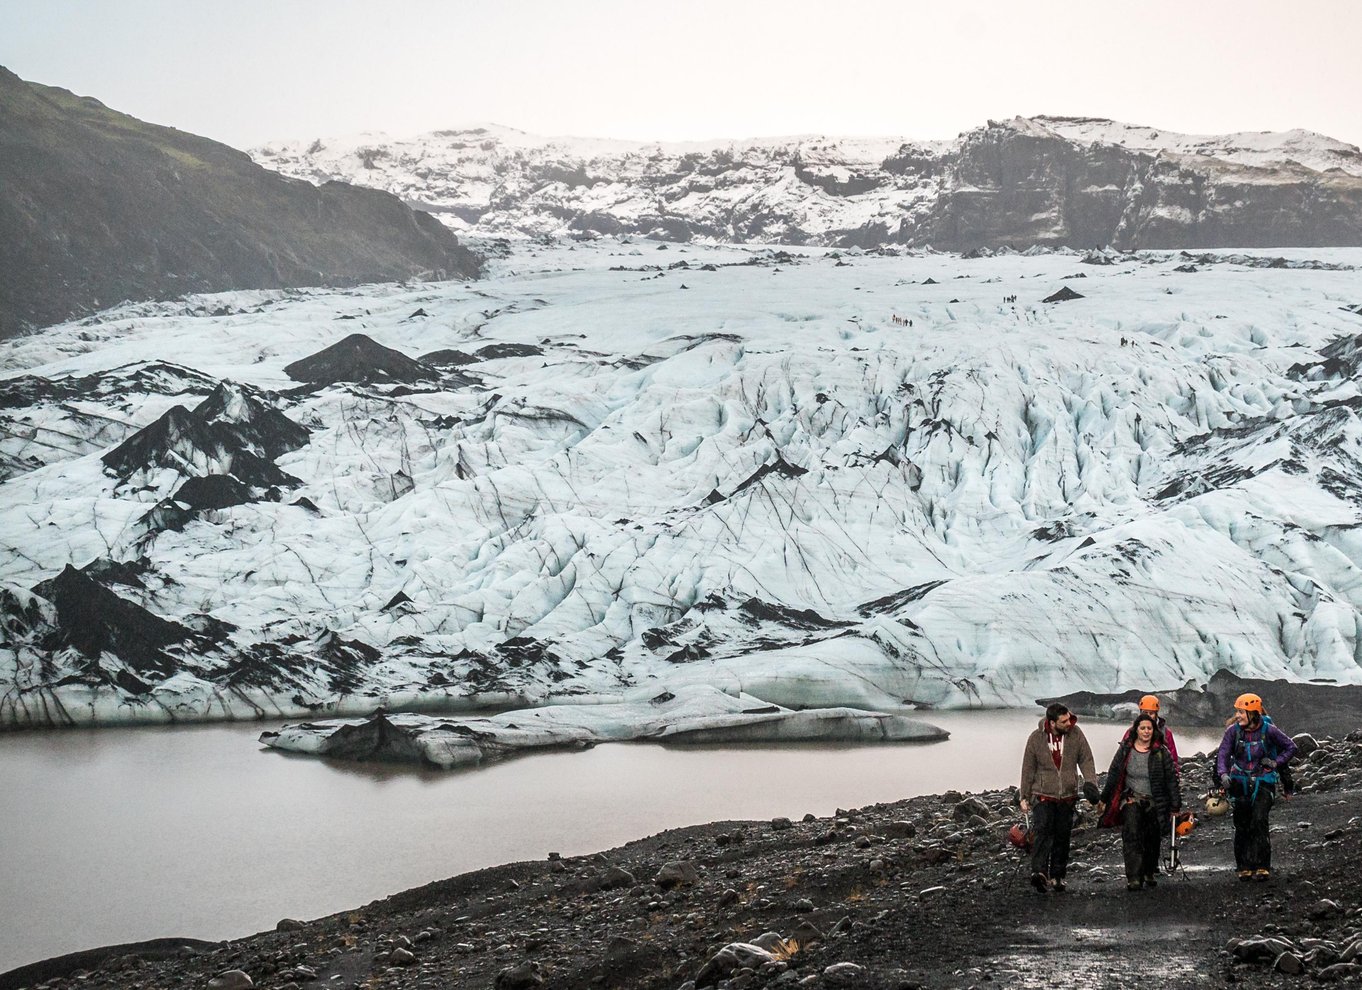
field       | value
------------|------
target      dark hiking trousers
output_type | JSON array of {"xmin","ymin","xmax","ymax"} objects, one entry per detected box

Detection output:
[
  {"xmin": 1121, "ymin": 798, "xmax": 1161, "ymax": 880},
  {"xmin": 1232, "ymin": 783, "xmax": 1275, "ymax": 870},
  {"xmin": 1030, "ymin": 799, "xmax": 1075, "ymax": 880}
]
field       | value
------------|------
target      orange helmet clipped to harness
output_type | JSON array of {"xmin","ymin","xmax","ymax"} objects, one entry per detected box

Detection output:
[
  {"xmin": 1007, "ymin": 822, "xmax": 1034, "ymax": 852},
  {"xmin": 1174, "ymin": 812, "xmax": 1195, "ymax": 837},
  {"xmin": 1234, "ymin": 693, "xmax": 1265, "ymax": 713},
  {"xmin": 1139, "ymin": 694, "xmax": 1160, "ymax": 712}
]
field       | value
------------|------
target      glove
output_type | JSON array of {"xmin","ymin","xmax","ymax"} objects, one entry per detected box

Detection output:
[
  {"xmin": 1261, "ymin": 758, "xmax": 1277, "ymax": 770},
  {"xmin": 1082, "ymin": 781, "xmax": 1101, "ymax": 804},
  {"xmin": 1220, "ymin": 773, "xmax": 1231, "ymax": 788}
]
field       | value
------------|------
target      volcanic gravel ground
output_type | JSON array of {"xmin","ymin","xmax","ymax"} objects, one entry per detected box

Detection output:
[{"xmin": 5, "ymin": 731, "xmax": 1361, "ymax": 990}]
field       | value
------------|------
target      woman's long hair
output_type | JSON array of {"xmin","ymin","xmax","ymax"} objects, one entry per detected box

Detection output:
[{"xmin": 1129, "ymin": 711, "xmax": 1160, "ymax": 747}]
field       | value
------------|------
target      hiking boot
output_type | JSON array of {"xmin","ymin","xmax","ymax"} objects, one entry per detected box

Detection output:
[
  {"xmin": 1051, "ymin": 879, "xmax": 1067, "ymax": 893},
  {"xmin": 1237, "ymin": 869, "xmax": 1253, "ymax": 881},
  {"xmin": 1030, "ymin": 872, "xmax": 1049, "ymax": 893},
  {"xmin": 1142, "ymin": 875, "xmax": 1158, "ymax": 888},
  {"xmin": 1255, "ymin": 869, "xmax": 1271, "ymax": 882},
  {"xmin": 1127, "ymin": 880, "xmax": 1143, "ymax": 891}
]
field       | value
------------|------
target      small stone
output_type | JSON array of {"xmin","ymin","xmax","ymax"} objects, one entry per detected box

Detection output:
[
  {"xmin": 1274, "ymin": 951, "xmax": 1305, "ymax": 975},
  {"xmin": 953, "ymin": 797, "xmax": 991, "ymax": 821},
  {"xmin": 390, "ymin": 949, "xmax": 415, "ymax": 966},
  {"xmin": 207, "ymin": 972, "xmax": 254, "ymax": 990},
  {"xmin": 1317, "ymin": 962, "xmax": 1362, "ymax": 981},
  {"xmin": 771, "ymin": 817, "xmax": 794, "ymax": 831},
  {"xmin": 1310, "ymin": 899, "xmax": 1343, "ymax": 920},
  {"xmin": 751, "ymin": 932, "xmax": 786, "ymax": 952},
  {"xmin": 793, "ymin": 898, "xmax": 815, "ymax": 913},
  {"xmin": 596, "ymin": 865, "xmax": 636, "ymax": 890},
  {"xmin": 276, "ymin": 919, "xmax": 305, "ymax": 932},
  {"xmin": 823, "ymin": 961, "xmax": 865, "ymax": 986},
  {"xmin": 695, "ymin": 944, "xmax": 778, "ymax": 986}
]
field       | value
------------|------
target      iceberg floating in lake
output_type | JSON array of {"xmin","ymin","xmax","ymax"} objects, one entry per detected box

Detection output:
[{"xmin": 259, "ymin": 685, "xmax": 948, "ymax": 769}]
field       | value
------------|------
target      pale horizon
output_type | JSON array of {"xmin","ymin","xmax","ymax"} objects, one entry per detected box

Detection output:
[{"xmin": 2, "ymin": 0, "xmax": 1359, "ymax": 152}]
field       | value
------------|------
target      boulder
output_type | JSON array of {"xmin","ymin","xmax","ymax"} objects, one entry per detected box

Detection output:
[
  {"xmin": 494, "ymin": 961, "xmax": 544, "ymax": 989},
  {"xmin": 655, "ymin": 861, "xmax": 699, "ymax": 888},
  {"xmin": 695, "ymin": 944, "xmax": 777, "ymax": 987}
]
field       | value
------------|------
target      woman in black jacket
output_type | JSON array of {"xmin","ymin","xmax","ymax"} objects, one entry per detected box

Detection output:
[{"xmin": 1096, "ymin": 712, "xmax": 1182, "ymax": 890}]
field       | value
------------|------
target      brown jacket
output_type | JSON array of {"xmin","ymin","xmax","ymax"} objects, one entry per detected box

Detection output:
[{"xmin": 1020, "ymin": 718, "xmax": 1096, "ymax": 802}]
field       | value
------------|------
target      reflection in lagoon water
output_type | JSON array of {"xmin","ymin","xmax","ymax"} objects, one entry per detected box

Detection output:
[{"xmin": 0, "ymin": 710, "xmax": 1227, "ymax": 972}]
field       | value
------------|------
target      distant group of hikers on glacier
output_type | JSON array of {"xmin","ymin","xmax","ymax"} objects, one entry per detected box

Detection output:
[{"xmin": 1017, "ymin": 693, "xmax": 1297, "ymax": 892}]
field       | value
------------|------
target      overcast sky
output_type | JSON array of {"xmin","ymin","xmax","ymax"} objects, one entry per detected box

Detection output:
[{"xmin": 3, "ymin": 0, "xmax": 1359, "ymax": 151}]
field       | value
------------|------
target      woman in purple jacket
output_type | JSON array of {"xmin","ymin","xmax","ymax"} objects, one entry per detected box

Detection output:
[{"xmin": 1216, "ymin": 693, "xmax": 1298, "ymax": 881}]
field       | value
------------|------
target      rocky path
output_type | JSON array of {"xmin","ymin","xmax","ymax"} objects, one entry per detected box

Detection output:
[{"xmin": 5, "ymin": 731, "xmax": 1361, "ymax": 990}]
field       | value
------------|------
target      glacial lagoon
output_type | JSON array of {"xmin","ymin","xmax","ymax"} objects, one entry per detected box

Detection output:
[{"xmin": 0, "ymin": 711, "xmax": 1227, "ymax": 973}]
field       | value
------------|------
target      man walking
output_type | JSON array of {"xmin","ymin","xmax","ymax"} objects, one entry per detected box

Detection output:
[{"xmin": 1020, "ymin": 703, "xmax": 1097, "ymax": 893}]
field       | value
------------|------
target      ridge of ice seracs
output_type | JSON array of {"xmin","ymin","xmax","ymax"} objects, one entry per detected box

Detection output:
[{"xmin": 3, "ymin": 240, "xmax": 1362, "ymax": 728}]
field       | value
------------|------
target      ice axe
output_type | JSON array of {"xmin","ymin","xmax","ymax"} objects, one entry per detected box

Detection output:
[{"xmin": 1163, "ymin": 811, "xmax": 1194, "ymax": 877}]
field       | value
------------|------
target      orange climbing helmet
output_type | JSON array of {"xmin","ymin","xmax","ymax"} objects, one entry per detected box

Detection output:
[
  {"xmin": 1174, "ymin": 812, "xmax": 1195, "ymax": 837},
  {"xmin": 1139, "ymin": 694, "xmax": 1160, "ymax": 712},
  {"xmin": 1234, "ymin": 693, "xmax": 1265, "ymax": 714},
  {"xmin": 1007, "ymin": 822, "xmax": 1034, "ymax": 852}
]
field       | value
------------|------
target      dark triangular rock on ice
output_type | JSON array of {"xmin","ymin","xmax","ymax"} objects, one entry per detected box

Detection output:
[
  {"xmin": 102, "ymin": 405, "xmax": 301, "ymax": 488},
  {"xmin": 381, "ymin": 591, "xmax": 413, "ymax": 612},
  {"xmin": 137, "ymin": 497, "xmax": 195, "ymax": 534},
  {"xmin": 31, "ymin": 564, "xmax": 193, "ymax": 675},
  {"xmin": 474, "ymin": 342, "xmax": 544, "ymax": 360},
  {"xmin": 103, "ymin": 406, "xmax": 233, "ymax": 476},
  {"xmin": 283, "ymin": 333, "xmax": 438, "ymax": 385},
  {"xmin": 1042, "ymin": 286, "xmax": 1085, "ymax": 303},
  {"xmin": 172, "ymin": 474, "xmax": 253, "ymax": 511},
  {"xmin": 316, "ymin": 711, "xmax": 427, "ymax": 763},
  {"xmin": 729, "ymin": 453, "xmax": 809, "ymax": 497},
  {"xmin": 192, "ymin": 382, "xmax": 311, "ymax": 459},
  {"xmin": 419, "ymin": 348, "xmax": 478, "ymax": 367}
]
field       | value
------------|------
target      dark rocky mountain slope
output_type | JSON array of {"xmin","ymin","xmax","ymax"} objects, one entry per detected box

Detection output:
[{"xmin": 0, "ymin": 66, "xmax": 481, "ymax": 339}]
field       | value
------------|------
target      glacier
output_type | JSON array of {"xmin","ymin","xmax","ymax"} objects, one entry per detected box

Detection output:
[{"xmin": 3, "ymin": 239, "xmax": 1362, "ymax": 729}]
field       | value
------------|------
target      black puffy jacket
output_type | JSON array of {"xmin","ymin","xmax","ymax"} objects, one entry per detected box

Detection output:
[{"xmin": 1098, "ymin": 741, "xmax": 1181, "ymax": 833}]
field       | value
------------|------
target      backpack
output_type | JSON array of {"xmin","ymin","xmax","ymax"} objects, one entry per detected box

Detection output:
[{"xmin": 1209, "ymin": 716, "xmax": 1294, "ymax": 796}]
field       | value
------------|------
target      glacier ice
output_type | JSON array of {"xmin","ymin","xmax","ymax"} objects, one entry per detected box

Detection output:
[{"xmin": 3, "ymin": 242, "xmax": 1362, "ymax": 729}]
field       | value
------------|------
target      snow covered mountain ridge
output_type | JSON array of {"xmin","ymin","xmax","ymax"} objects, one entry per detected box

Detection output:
[
  {"xmin": 252, "ymin": 116, "xmax": 1362, "ymax": 250},
  {"xmin": 3, "ymin": 240, "xmax": 1362, "ymax": 728}
]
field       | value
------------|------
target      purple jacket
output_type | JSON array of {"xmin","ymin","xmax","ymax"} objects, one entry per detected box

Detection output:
[{"xmin": 1216, "ymin": 718, "xmax": 1297, "ymax": 786}]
